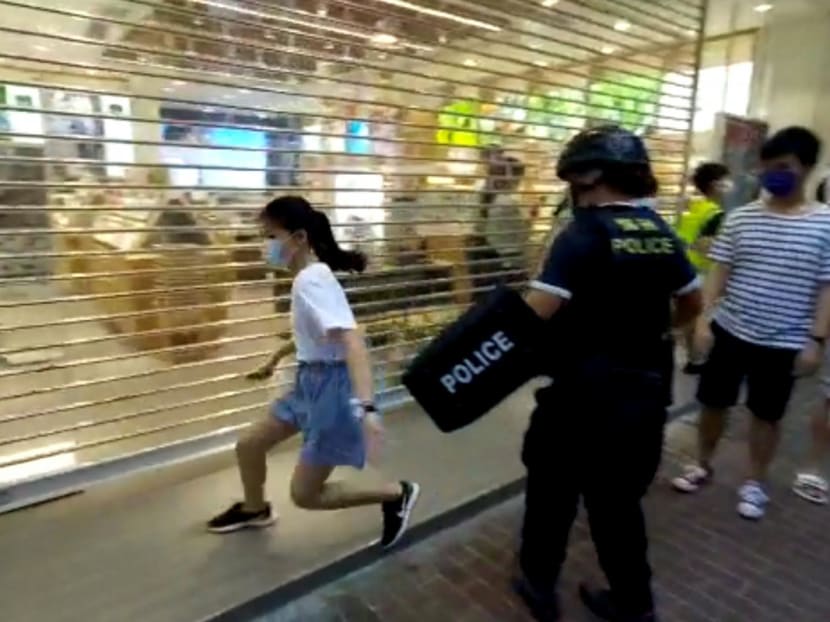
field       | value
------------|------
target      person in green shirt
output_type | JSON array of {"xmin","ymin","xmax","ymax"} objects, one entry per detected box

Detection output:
[{"xmin": 676, "ymin": 162, "xmax": 731, "ymax": 374}]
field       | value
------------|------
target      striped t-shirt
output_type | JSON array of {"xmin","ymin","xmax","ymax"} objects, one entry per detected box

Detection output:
[{"xmin": 710, "ymin": 201, "xmax": 830, "ymax": 349}]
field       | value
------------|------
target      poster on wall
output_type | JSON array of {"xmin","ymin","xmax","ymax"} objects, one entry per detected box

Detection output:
[{"xmin": 716, "ymin": 113, "xmax": 768, "ymax": 210}]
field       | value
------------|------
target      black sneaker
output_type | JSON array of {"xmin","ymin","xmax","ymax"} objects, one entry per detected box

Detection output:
[
  {"xmin": 682, "ymin": 362, "xmax": 705, "ymax": 375},
  {"xmin": 207, "ymin": 502, "xmax": 275, "ymax": 534},
  {"xmin": 512, "ymin": 575, "xmax": 561, "ymax": 621},
  {"xmin": 380, "ymin": 481, "xmax": 420, "ymax": 549},
  {"xmin": 578, "ymin": 584, "xmax": 658, "ymax": 622}
]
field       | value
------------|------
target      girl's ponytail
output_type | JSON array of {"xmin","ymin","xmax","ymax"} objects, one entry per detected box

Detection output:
[
  {"xmin": 260, "ymin": 195, "xmax": 367, "ymax": 273},
  {"xmin": 309, "ymin": 210, "xmax": 367, "ymax": 273}
]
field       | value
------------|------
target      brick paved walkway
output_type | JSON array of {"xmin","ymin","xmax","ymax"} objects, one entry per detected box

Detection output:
[{"xmin": 259, "ymin": 380, "xmax": 830, "ymax": 622}]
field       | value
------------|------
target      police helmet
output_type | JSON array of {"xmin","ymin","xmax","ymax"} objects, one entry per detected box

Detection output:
[{"xmin": 557, "ymin": 125, "xmax": 651, "ymax": 180}]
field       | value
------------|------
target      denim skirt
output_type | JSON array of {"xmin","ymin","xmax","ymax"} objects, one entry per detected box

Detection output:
[{"xmin": 271, "ymin": 361, "xmax": 365, "ymax": 468}]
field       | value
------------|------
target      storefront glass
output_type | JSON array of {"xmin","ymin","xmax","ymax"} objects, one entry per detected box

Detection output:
[{"xmin": 0, "ymin": 0, "xmax": 704, "ymax": 502}]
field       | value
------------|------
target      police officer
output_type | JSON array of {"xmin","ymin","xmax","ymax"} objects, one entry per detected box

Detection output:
[{"xmin": 513, "ymin": 126, "xmax": 703, "ymax": 622}]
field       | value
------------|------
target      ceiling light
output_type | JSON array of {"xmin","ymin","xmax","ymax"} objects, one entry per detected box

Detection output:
[
  {"xmin": 373, "ymin": 0, "xmax": 501, "ymax": 31},
  {"xmin": 614, "ymin": 20, "xmax": 631, "ymax": 32},
  {"xmin": 316, "ymin": 6, "xmax": 328, "ymax": 16},
  {"xmin": 685, "ymin": 29, "xmax": 697, "ymax": 37},
  {"xmin": 85, "ymin": 69, "xmax": 98, "ymax": 75},
  {"xmin": 533, "ymin": 60, "xmax": 548, "ymax": 67},
  {"xmin": 191, "ymin": 0, "xmax": 434, "ymax": 50},
  {"xmin": 601, "ymin": 45, "xmax": 615, "ymax": 54},
  {"xmin": 370, "ymin": 32, "xmax": 398, "ymax": 45},
  {"xmin": 33, "ymin": 44, "xmax": 50, "ymax": 52},
  {"xmin": 541, "ymin": 0, "xmax": 558, "ymax": 6},
  {"xmin": 264, "ymin": 32, "xmax": 275, "ymax": 40},
  {"xmin": 463, "ymin": 58, "xmax": 478, "ymax": 67},
  {"xmin": 162, "ymin": 86, "xmax": 174, "ymax": 93},
  {"xmin": 754, "ymin": 3, "xmax": 774, "ymax": 12},
  {"xmin": 173, "ymin": 80, "xmax": 187, "ymax": 86},
  {"xmin": 438, "ymin": 34, "xmax": 448, "ymax": 44}
]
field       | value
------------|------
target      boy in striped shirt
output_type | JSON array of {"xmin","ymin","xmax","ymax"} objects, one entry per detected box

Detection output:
[{"xmin": 672, "ymin": 127, "xmax": 830, "ymax": 520}]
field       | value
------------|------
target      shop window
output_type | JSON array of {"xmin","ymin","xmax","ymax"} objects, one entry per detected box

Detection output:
[
  {"xmin": 661, "ymin": 62, "xmax": 754, "ymax": 137},
  {"xmin": 691, "ymin": 62, "xmax": 754, "ymax": 133}
]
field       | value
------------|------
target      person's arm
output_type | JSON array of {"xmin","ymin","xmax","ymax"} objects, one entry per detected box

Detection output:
[
  {"xmin": 524, "ymin": 224, "xmax": 595, "ymax": 321},
  {"xmin": 665, "ymin": 231, "xmax": 704, "ymax": 327},
  {"xmin": 267, "ymin": 341, "xmax": 296, "ymax": 366},
  {"xmin": 811, "ymin": 236, "xmax": 830, "ymax": 341},
  {"xmin": 698, "ymin": 211, "xmax": 736, "ymax": 316},
  {"xmin": 674, "ymin": 290, "xmax": 703, "ymax": 328},
  {"xmin": 793, "ymin": 248, "xmax": 830, "ymax": 375},
  {"xmin": 340, "ymin": 329, "xmax": 374, "ymax": 404},
  {"xmin": 811, "ymin": 284, "xmax": 830, "ymax": 341},
  {"xmin": 700, "ymin": 262, "xmax": 730, "ymax": 315},
  {"xmin": 691, "ymin": 237, "xmax": 714, "ymax": 256},
  {"xmin": 247, "ymin": 339, "xmax": 296, "ymax": 380}
]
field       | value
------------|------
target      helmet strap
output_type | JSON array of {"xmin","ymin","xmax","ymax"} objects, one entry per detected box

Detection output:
[{"xmin": 569, "ymin": 170, "xmax": 604, "ymax": 207}]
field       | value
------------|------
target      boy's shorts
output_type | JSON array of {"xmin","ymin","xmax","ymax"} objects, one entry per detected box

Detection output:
[{"xmin": 697, "ymin": 322, "xmax": 799, "ymax": 423}]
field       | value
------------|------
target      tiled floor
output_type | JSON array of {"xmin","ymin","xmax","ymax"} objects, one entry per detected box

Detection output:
[{"xmin": 258, "ymin": 379, "xmax": 830, "ymax": 622}]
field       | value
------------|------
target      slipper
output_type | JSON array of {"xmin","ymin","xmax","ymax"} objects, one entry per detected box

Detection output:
[{"xmin": 793, "ymin": 473, "xmax": 829, "ymax": 505}]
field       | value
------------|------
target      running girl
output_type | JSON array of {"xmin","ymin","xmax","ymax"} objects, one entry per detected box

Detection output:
[{"xmin": 208, "ymin": 195, "xmax": 420, "ymax": 548}]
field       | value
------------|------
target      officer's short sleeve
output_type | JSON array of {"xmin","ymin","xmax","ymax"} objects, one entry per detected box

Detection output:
[{"xmin": 530, "ymin": 224, "xmax": 599, "ymax": 300}]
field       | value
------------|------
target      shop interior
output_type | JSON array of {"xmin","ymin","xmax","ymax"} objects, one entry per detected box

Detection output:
[
  {"xmin": 0, "ymin": 0, "xmax": 826, "ymax": 508},
  {"xmin": 3, "ymin": 0, "xmax": 830, "ymax": 620},
  {"xmin": 0, "ymin": 0, "xmax": 710, "ymax": 494}
]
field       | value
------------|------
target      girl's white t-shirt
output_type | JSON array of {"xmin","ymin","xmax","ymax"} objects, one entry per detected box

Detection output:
[{"xmin": 291, "ymin": 262, "xmax": 357, "ymax": 362}]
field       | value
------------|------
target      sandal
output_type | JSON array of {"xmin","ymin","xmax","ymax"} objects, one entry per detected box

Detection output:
[
  {"xmin": 793, "ymin": 473, "xmax": 829, "ymax": 505},
  {"xmin": 671, "ymin": 464, "xmax": 713, "ymax": 493}
]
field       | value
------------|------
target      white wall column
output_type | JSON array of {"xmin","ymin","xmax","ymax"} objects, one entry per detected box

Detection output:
[{"xmin": 749, "ymin": 13, "xmax": 830, "ymax": 169}]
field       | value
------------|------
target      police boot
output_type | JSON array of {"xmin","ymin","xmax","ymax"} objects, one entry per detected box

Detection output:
[
  {"xmin": 578, "ymin": 583, "xmax": 658, "ymax": 622},
  {"xmin": 512, "ymin": 575, "xmax": 561, "ymax": 622}
]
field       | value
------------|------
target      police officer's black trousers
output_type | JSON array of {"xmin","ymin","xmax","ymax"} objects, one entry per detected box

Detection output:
[{"xmin": 519, "ymin": 382, "xmax": 665, "ymax": 616}]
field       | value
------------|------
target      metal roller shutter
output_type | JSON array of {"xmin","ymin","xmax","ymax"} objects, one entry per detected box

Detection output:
[{"xmin": 0, "ymin": 0, "xmax": 705, "ymax": 507}]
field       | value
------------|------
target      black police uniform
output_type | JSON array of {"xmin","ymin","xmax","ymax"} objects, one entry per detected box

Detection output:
[{"xmin": 518, "ymin": 201, "xmax": 698, "ymax": 619}]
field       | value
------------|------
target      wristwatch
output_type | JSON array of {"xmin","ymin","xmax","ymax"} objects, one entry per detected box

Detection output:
[{"xmin": 350, "ymin": 399, "xmax": 377, "ymax": 419}]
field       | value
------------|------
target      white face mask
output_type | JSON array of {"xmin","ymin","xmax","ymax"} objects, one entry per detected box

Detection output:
[{"xmin": 716, "ymin": 179, "xmax": 734, "ymax": 194}]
